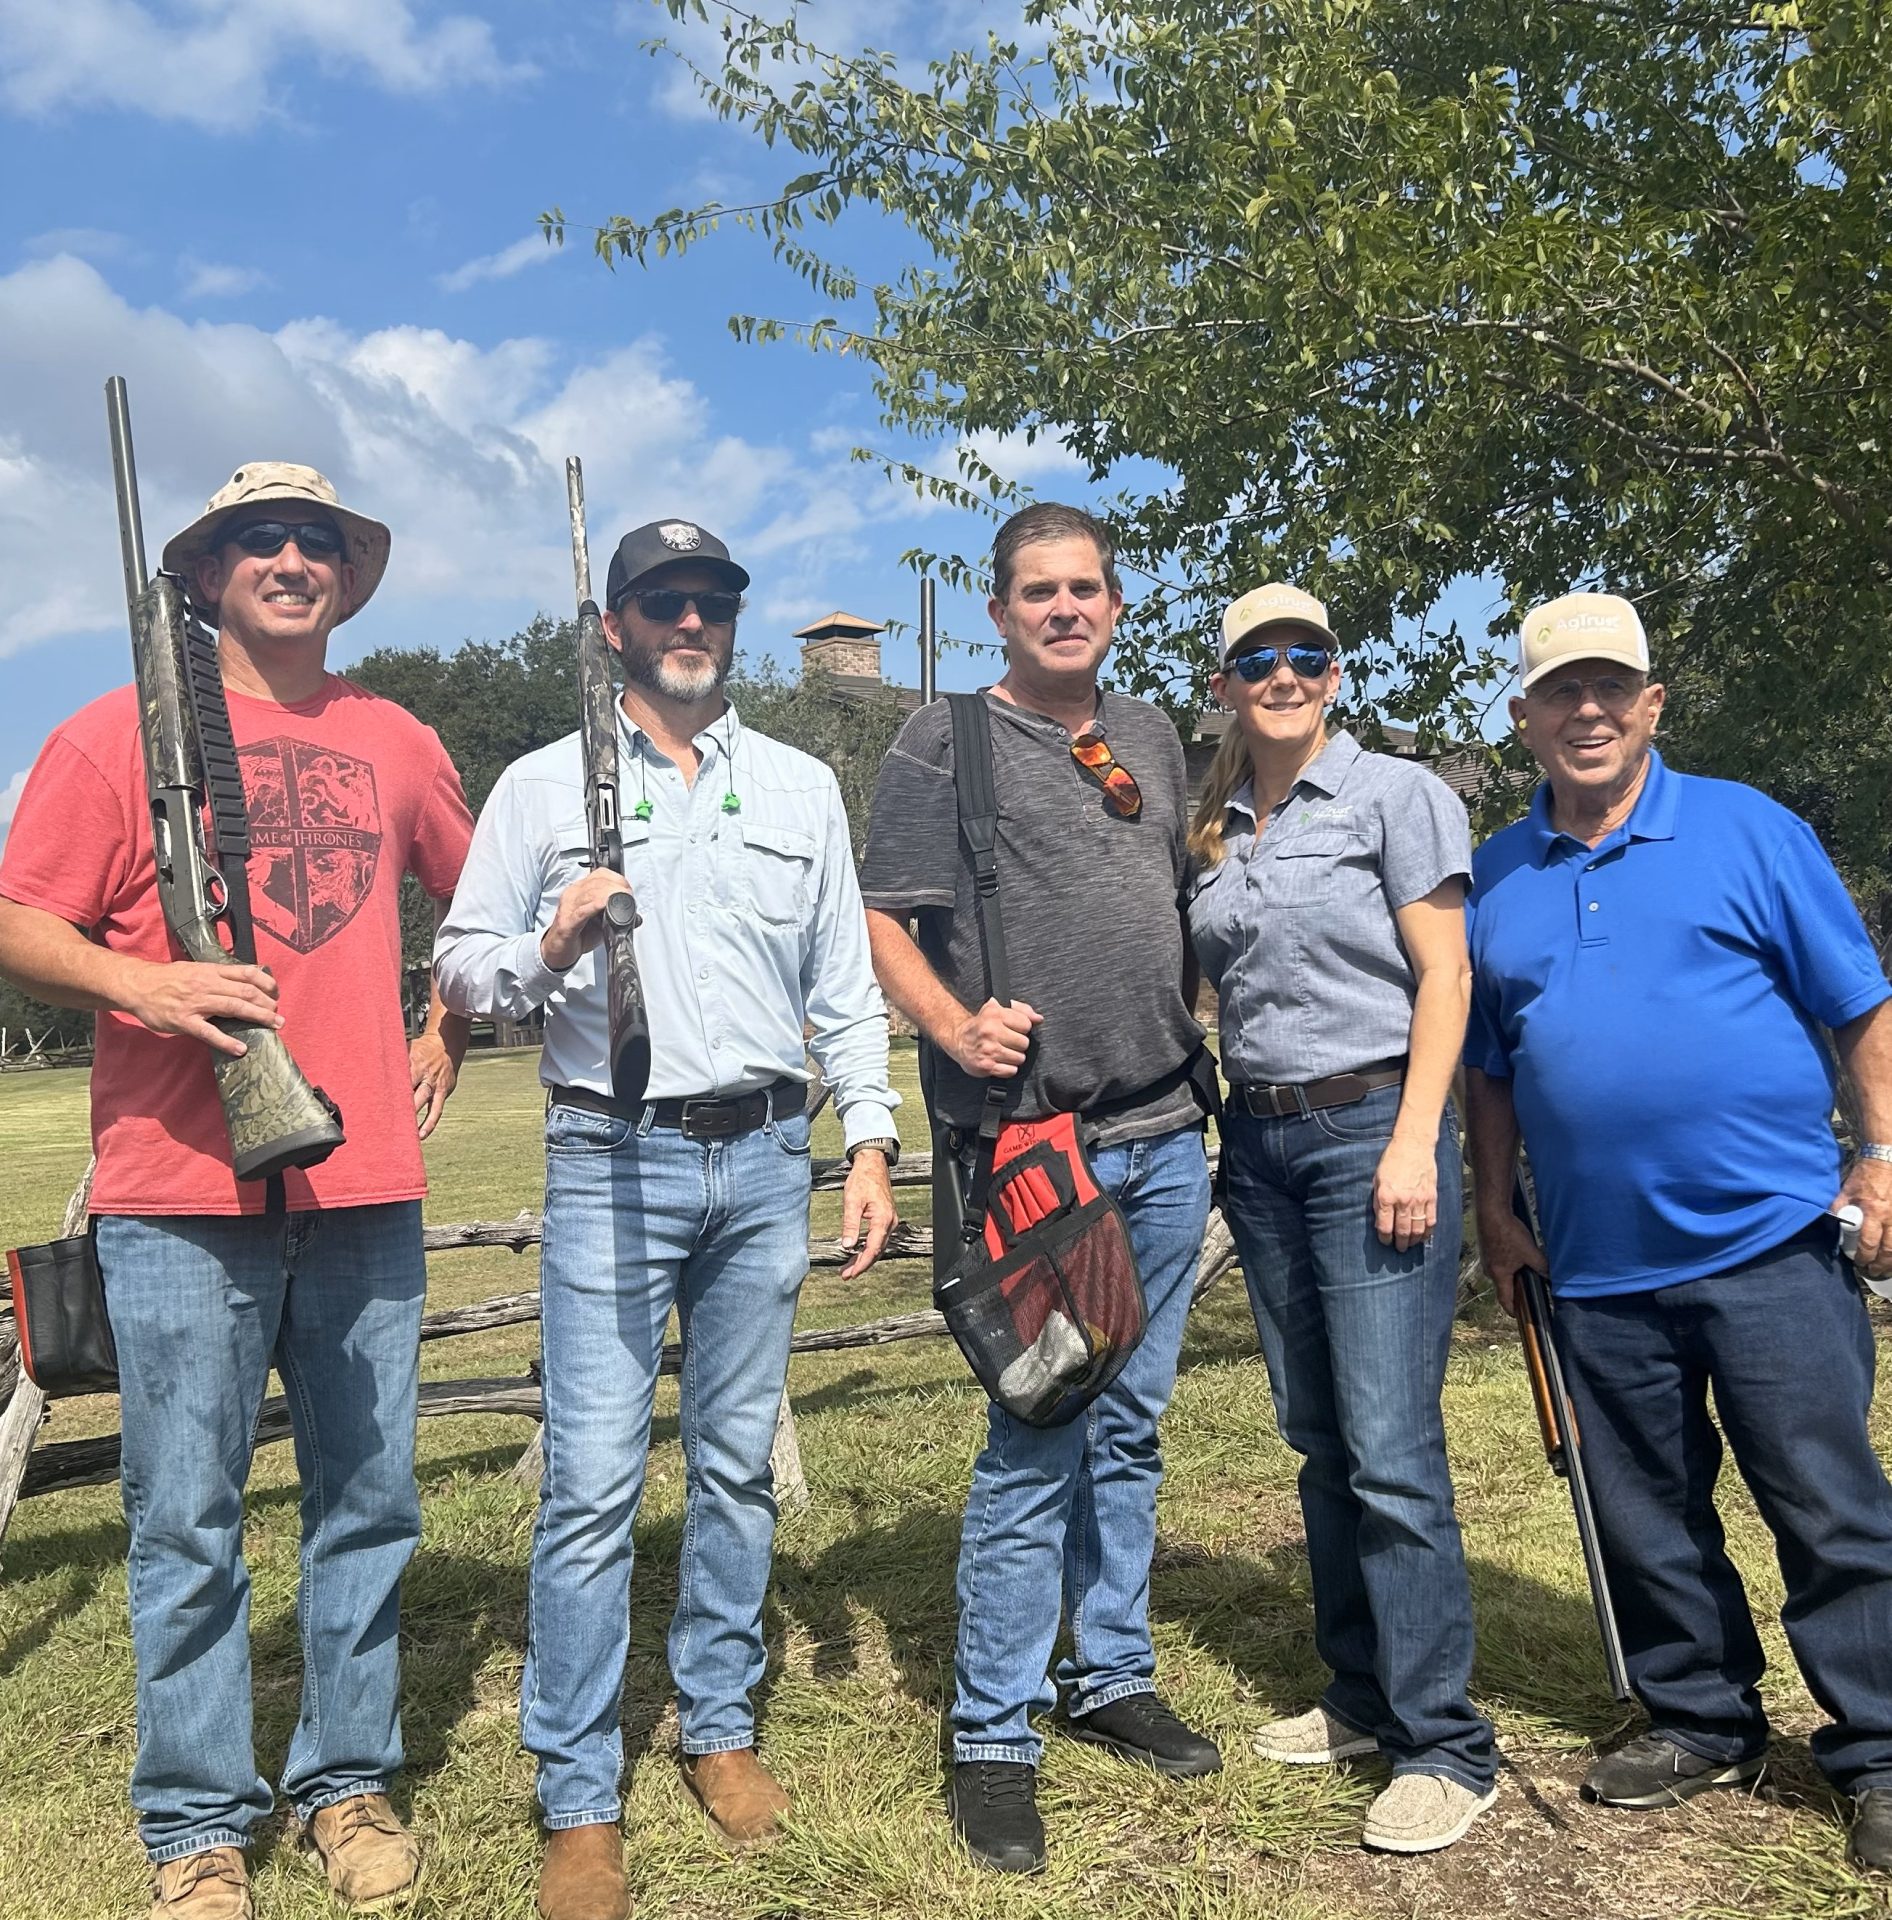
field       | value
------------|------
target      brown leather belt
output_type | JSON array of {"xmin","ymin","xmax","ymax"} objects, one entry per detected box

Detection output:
[
  {"xmin": 549, "ymin": 1078, "xmax": 806, "ymax": 1141},
  {"xmin": 1227, "ymin": 1060, "xmax": 1405, "ymax": 1120}
]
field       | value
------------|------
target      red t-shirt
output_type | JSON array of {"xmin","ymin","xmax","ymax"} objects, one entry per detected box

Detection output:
[{"xmin": 0, "ymin": 676, "xmax": 472, "ymax": 1215}]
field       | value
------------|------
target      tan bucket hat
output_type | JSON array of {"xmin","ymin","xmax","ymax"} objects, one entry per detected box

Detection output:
[
  {"xmin": 1221, "ymin": 581, "xmax": 1339, "ymax": 659},
  {"xmin": 161, "ymin": 462, "xmax": 391, "ymax": 622}
]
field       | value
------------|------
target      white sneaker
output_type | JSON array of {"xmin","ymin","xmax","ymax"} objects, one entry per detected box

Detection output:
[
  {"xmin": 1251, "ymin": 1704, "xmax": 1378, "ymax": 1765},
  {"xmin": 1362, "ymin": 1772, "xmax": 1498, "ymax": 1853}
]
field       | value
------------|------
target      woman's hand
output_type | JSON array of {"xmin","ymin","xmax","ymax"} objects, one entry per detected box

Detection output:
[{"xmin": 1372, "ymin": 1135, "xmax": 1439, "ymax": 1251}]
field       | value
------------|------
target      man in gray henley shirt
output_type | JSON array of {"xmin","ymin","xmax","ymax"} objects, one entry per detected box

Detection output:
[{"xmin": 860, "ymin": 502, "xmax": 1217, "ymax": 1873}]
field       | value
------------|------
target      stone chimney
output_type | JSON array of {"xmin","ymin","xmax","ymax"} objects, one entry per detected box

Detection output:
[{"xmin": 795, "ymin": 610, "xmax": 885, "ymax": 682}]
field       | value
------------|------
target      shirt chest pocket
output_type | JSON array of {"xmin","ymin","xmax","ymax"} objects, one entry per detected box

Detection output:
[
  {"xmin": 727, "ymin": 819, "xmax": 817, "ymax": 927},
  {"xmin": 550, "ymin": 813, "xmax": 654, "ymax": 901},
  {"xmin": 1256, "ymin": 829, "xmax": 1362, "ymax": 909}
]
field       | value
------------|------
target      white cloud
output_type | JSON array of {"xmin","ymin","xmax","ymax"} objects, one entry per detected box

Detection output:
[
  {"xmin": 180, "ymin": 259, "xmax": 272, "ymax": 301},
  {"xmin": 25, "ymin": 227, "xmax": 132, "ymax": 262},
  {"xmin": 0, "ymin": 0, "xmax": 532, "ymax": 132},
  {"xmin": 960, "ymin": 426, "xmax": 1087, "ymax": 485},
  {"xmin": 0, "ymin": 253, "xmax": 923, "ymax": 664},
  {"xmin": 0, "ymin": 768, "xmax": 27, "ymax": 850},
  {"xmin": 437, "ymin": 234, "xmax": 559, "ymax": 294}
]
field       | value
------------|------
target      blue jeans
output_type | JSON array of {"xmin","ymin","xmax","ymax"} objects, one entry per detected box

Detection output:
[
  {"xmin": 1554, "ymin": 1224, "xmax": 1892, "ymax": 1791},
  {"xmin": 1221, "ymin": 1085, "xmax": 1495, "ymax": 1789},
  {"xmin": 522, "ymin": 1097, "xmax": 813, "ymax": 1828},
  {"xmin": 95, "ymin": 1204, "xmax": 426, "ymax": 1864},
  {"xmin": 951, "ymin": 1123, "xmax": 1211, "ymax": 1765}
]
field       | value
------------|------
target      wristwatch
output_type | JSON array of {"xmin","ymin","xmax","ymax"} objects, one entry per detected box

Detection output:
[
  {"xmin": 1860, "ymin": 1143, "xmax": 1892, "ymax": 1164},
  {"xmin": 847, "ymin": 1136, "xmax": 901, "ymax": 1167}
]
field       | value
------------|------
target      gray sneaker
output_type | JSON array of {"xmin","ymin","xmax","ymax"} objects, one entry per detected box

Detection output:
[
  {"xmin": 1251, "ymin": 1704, "xmax": 1378, "ymax": 1766},
  {"xmin": 1362, "ymin": 1772, "xmax": 1498, "ymax": 1853}
]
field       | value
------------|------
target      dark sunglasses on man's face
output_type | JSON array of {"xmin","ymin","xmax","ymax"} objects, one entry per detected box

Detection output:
[
  {"xmin": 619, "ymin": 588, "xmax": 743, "ymax": 627},
  {"xmin": 226, "ymin": 519, "xmax": 347, "ymax": 560},
  {"xmin": 1227, "ymin": 642, "xmax": 1334, "ymax": 683}
]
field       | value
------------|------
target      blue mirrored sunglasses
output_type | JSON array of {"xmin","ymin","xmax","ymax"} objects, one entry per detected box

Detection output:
[{"xmin": 1226, "ymin": 642, "xmax": 1333, "ymax": 683}]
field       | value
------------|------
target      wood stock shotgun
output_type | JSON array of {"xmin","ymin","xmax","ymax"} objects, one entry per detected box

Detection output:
[
  {"xmin": 106, "ymin": 375, "xmax": 344, "ymax": 1182},
  {"xmin": 1513, "ymin": 1178, "xmax": 1632, "ymax": 1701},
  {"xmin": 564, "ymin": 457, "xmax": 651, "ymax": 1103}
]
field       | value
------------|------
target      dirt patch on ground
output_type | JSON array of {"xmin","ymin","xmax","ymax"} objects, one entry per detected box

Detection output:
[{"xmin": 1306, "ymin": 1749, "xmax": 1847, "ymax": 1920}]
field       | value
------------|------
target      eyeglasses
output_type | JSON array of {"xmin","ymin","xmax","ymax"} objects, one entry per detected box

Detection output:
[
  {"xmin": 225, "ymin": 519, "xmax": 347, "ymax": 559},
  {"xmin": 1070, "ymin": 732, "xmax": 1142, "ymax": 818},
  {"xmin": 1529, "ymin": 672, "xmax": 1646, "ymax": 712},
  {"xmin": 619, "ymin": 588, "xmax": 743, "ymax": 626},
  {"xmin": 1226, "ymin": 642, "xmax": 1333, "ymax": 683}
]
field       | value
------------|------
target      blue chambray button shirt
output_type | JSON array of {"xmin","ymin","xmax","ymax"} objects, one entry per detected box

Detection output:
[
  {"xmin": 434, "ymin": 702, "xmax": 900, "ymax": 1153},
  {"xmin": 1188, "ymin": 730, "xmax": 1472, "ymax": 1085}
]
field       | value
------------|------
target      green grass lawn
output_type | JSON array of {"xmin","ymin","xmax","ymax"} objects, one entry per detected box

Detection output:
[{"xmin": 1, "ymin": 1047, "xmax": 1887, "ymax": 1918}]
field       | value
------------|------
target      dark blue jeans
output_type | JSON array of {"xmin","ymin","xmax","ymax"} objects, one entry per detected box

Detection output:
[
  {"xmin": 1555, "ymin": 1224, "xmax": 1892, "ymax": 1791},
  {"xmin": 1222, "ymin": 1085, "xmax": 1494, "ymax": 1789}
]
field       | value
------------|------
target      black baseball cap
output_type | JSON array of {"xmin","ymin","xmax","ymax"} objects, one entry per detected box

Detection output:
[{"xmin": 604, "ymin": 519, "xmax": 750, "ymax": 609}]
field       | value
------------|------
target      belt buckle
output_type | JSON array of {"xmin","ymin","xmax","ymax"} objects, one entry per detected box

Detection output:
[{"xmin": 679, "ymin": 1099, "xmax": 742, "ymax": 1142}]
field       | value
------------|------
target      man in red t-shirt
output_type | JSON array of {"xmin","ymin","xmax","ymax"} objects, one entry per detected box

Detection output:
[{"xmin": 0, "ymin": 462, "xmax": 472, "ymax": 1920}]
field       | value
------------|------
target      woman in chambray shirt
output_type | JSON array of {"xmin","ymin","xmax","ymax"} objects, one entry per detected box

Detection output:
[{"xmin": 1186, "ymin": 583, "xmax": 1495, "ymax": 1855}]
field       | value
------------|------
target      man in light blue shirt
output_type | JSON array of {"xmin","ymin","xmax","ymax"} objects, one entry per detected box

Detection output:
[{"xmin": 436, "ymin": 518, "xmax": 899, "ymax": 1920}]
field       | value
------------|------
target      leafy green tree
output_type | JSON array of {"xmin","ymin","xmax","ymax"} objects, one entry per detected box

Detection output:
[{"xmin": 563, "ymin": 0, "xmax": 1892, "ymax": 901}]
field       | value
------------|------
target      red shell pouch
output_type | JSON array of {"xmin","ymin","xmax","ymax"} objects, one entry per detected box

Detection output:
[{"xmin": 934, "ymin": 1112, "xmax": 1146, "ymax": 1427}]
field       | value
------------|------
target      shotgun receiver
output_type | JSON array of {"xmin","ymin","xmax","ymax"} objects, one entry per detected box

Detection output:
[
  {"xmin": 1512, "ymin": 1179, "xmax": 1631, "ymax": 1701},
  {"xmin": 565, "ymin": 456, "xmax": 651, "ymax": 1102},
  {"xmin": 106, "ymin": 375, "xmax": 344, "ymax": 1182}
]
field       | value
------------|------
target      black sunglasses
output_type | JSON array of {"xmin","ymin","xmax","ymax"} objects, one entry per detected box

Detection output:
[
  {"xmin": 1226, "ymin": 642, "xmax": 1334, "ymax": 683},
  {"xmin": 225, "ymin": 518, "xmax": 347, "ymax": 559},
  {"xmin": 619, "ymin": 587, "xmax": 743, "ymax": 626}
]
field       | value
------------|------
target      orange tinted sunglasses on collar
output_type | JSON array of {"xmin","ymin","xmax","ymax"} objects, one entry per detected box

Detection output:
[{"xmin": 1071, "ymin": 733, "xmax": 1142, "ymax": 817}]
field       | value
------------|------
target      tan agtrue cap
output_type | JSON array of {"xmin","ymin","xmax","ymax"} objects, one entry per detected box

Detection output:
[
  {"xmin": 1221, "ymin": 581, "xmax": 1338, "ymax": 659},
  {"xmin": 1519, "ymin": 591, "xmax": 1649, "ymax": 690},
  {"xmin": 161, "ymin": 462, "xmax": 391, "ymax": 622}
]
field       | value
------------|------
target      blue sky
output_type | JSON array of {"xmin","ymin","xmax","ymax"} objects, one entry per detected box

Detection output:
[{"xmin": 0, "ymin": 0, "xmax": 1510, "ymax": 842}]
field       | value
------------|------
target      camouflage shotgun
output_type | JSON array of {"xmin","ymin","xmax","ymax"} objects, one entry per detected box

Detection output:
[
  {"xmin": 565, "ymin": 456, "xmax": 651, "ymax": 1102},
  {"xmin": 1512, "ymin": 1178, "xmax": 1632, "ymax": 1701},
  {"xmin": 106, "ymin": 375, "xmax": 345, "ymax": 1181}
]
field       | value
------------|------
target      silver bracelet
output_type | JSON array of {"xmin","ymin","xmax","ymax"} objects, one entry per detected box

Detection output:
[{"xmin": 1859, "ymin": 1142, "xmax": 1892, "ymax": 1165}]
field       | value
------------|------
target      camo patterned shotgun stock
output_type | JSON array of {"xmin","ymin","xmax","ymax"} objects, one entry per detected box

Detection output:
[
  {"xmin": 106, "ymin": 376, "xmax": 345, "ymax": 1182},
  {"xmin": 566, "ymin": 456, "xmax": 651, "ymax": 1103}
]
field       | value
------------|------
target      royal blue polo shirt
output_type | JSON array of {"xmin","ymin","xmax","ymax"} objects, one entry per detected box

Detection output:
[{"xmin": 1465, "ymin": 751, "xmax": 1890, "ymax": 1298}]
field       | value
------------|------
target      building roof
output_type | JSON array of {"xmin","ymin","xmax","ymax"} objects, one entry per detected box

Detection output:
[{"xmin": 794, "ymin": 610, "xmax": 886, "ymax": 642}]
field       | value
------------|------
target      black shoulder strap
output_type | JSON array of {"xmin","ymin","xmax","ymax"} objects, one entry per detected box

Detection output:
[
  {"xmin": 945, "ymin": 692, "xmax": 1014, "ymax": 1238},
  {"xmin": 946, "ymin": 692, "xmax": 1010, "ymax": 1005}
]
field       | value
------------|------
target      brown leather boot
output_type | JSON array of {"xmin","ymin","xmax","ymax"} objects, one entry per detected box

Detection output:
[
  {"xmin": 537, "ymin": 1823, "xmax": 629, "ymax": 1920},
  {"xmin": 150, "ymin": 1848, "xmax": 252, "ymax": 1920},
  {"xmin": 679, "ymin": 1748, "xmax": 791, "ymax": 1847},
  {"xmin": 302, "ymin": 1794, "xmax": 422, "ymax": 1909}
]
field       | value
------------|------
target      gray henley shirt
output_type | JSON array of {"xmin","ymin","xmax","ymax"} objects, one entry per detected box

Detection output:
[{"xmin": 860, "ymin": 688, "xmax": 1206, "ymax": 1148}]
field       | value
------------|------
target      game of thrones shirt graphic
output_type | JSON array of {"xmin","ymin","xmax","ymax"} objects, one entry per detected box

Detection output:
[{"xmin": 239, "ymin": 738, "xmax": 383, "ymax": 954}]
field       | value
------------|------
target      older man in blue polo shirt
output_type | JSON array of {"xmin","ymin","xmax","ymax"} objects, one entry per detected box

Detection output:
[{"xmin": 1463, "ymin": 590, "xmax": 1892, "ymax": 1872}]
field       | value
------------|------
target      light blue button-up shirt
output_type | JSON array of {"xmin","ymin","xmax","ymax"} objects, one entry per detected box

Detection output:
[{"xmin": 434, "ymin": 702, "xmax": 900, "ymax": 1152}]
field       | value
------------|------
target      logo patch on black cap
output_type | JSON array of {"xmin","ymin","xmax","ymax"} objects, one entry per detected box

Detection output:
[{"xmin": 658, "ymin": 522, "xmax": 702, "ymax": 552}]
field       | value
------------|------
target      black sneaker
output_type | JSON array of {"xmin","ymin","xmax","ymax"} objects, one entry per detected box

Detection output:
[
  {"xmin": 1853, "ymin": 1788, "xmax": 1892, "ymax": 1871},
  {"xmin": 1066, "ymin": 1693, "xmax": 1223, "ymax": 1779},
  {"xmin": 948, "ymin": 1762, "xmax": 1046, "ymax": 1873},
  {"xmin": 1581, "ymin": 1732, "xmax": 1764, "ymax": 1809}
]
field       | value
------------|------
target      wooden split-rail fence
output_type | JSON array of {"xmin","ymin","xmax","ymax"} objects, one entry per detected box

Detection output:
[{"xmin": 0, "ymin": 1106, "xmax": 1239, "ymax": 1559}]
